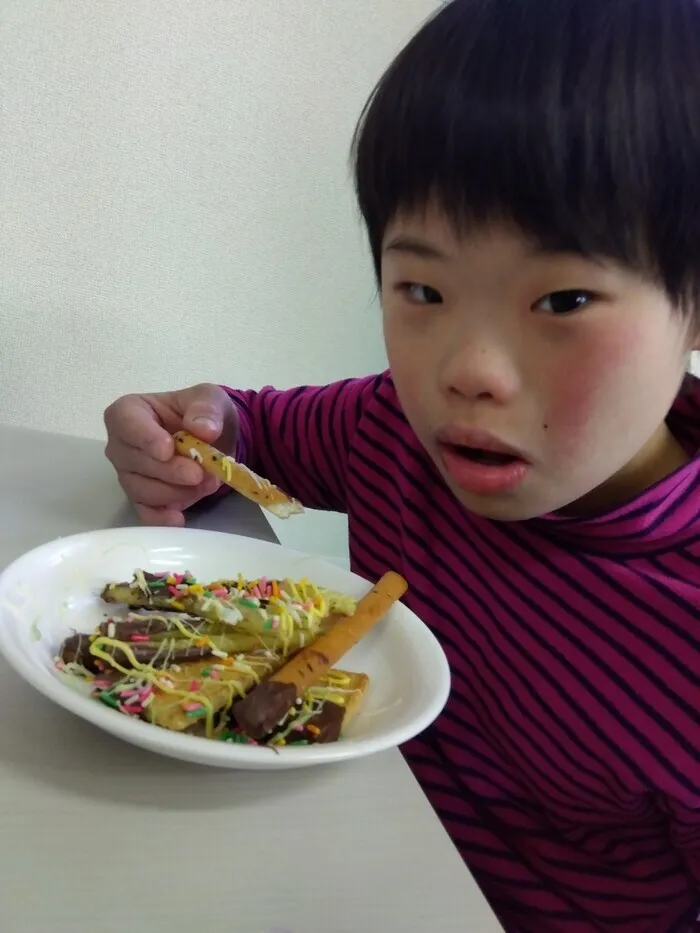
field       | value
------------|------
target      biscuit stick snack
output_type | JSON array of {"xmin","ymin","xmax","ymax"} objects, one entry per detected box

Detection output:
[
  {"xmin": 233, "ymin": 571, "xmax": 408, "ymax": 739},
  {"xmin": 173, "ymin": 431, "xmax": 304, "ymax": 519}
]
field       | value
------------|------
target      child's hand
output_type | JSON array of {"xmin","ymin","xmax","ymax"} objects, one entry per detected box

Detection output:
[{"xmin": 104, "ymin": 383, "xmax": 239, "ymax": 527}]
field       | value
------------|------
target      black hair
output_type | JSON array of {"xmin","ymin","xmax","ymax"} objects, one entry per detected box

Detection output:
[{"xmin": 352, "ymin": 0, "xmax": 700, "ymax": 312}]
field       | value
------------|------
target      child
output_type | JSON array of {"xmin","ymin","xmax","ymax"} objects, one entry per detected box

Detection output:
[{"xmin": 104, "ymin": 1, "xmax": 700, "ymax": 929}]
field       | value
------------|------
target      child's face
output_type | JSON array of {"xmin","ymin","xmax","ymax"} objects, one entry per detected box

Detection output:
[{"xmin": 381, "ymin": 210, "xmax": 697, "ymax": 520}]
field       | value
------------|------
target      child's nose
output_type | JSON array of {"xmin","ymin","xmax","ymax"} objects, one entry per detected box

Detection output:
[{"xmin": 439, "ymin": 337, "xmax": 521, "ymax": 405}]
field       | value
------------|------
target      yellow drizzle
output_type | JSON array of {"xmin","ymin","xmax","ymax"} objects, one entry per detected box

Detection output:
[
  {"xmin": 88, "ymin": 636, "xmax": 276, "ymax": 738},
  {"xmin": 90, "ymin": 637, "xmax": 217, "ymax": 735}
]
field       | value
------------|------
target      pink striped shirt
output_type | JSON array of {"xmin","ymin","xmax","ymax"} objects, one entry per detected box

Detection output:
[{"xmin": 225, "ymin": 372, "xmax": 700, "ymax": 933}]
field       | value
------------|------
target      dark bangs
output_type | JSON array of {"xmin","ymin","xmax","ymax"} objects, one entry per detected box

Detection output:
[{"xmin": 353, "ymin": 0, "xmax": 700, "ymax": 310}]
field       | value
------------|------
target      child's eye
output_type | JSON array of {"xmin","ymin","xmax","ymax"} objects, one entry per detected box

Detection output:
[
  {"xmin": 396, "ymin": 282, "xmax": 443, "ymax": 305},
  {"xmin": 532, "ymin": 290, "xmax": 597, "ymax": 316}
]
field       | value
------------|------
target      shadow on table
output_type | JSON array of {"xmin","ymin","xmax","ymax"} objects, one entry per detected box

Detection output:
[{"xmin": 0, "ymin": 659, "xmax": 333, "ymax": 810}]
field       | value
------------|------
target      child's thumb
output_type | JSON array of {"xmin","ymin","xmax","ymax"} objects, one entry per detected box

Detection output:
[{"xmin": 180, "ymin": 384, "xmax": 230, "ymax": 441}]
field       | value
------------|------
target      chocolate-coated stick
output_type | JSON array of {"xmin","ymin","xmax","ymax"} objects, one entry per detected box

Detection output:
[{"xmin": 233, "ymin": 572, "xmax": 407, "ymax": 739}]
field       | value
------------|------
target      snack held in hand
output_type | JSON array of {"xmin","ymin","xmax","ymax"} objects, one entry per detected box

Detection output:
[
  {"xmin": 55, "ymin": 568, "xmax": 380, "ymax": 747},
  {"xmin": 173, "ymin": 431, "xmax": 304, "ymax": 519},
  {"xmin": 233, "ymin": 571, "xmax": 408, "ymax": 739}
]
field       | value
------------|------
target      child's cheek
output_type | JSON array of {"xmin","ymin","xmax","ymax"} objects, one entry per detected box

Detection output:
[{"xmin": 544, "ymin": 326, "xmax": 638, "ymax": 462}]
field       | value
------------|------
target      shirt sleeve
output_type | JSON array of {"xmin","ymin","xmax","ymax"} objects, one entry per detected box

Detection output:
[{"xmin": 222, "ymin": 374, "xmax": 383, "ymax": 513}]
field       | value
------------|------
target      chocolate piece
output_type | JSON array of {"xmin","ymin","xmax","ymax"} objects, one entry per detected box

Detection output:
[
  {"xmin": 231, "ymin": 681, "xmax": 298, "ymax": 739},
  {"xmin": 96, "ymin": 617, "xmax": 170, "ymax": 637},
  {"xmin": 229, "ymin": 698, "xmax": 346, "ymax": 745},
  {"xmin": 59, "ymin": 633, "xmax": 100, "ymax": 671},
  {"xmin": 298, "ymin": 701, "xmax": 345, "ymax": 743},
  {"xmin": 58, "ymin": 633, "xmax": 213, "ymax": 670},
  {"xmin": 266, "ymin": 700, "xmax": 346, "ymax": 744},
  {"xmin": 95, "ymin": 615, "xmax": 207, "ymax": 639},
  {"xmin": 105, "ymin": 643, "xmax": 214, "ymax": 667}
]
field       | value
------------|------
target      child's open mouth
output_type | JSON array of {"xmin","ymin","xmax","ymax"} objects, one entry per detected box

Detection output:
[
  {"xmin": 438, "ymin": 441, "xmax": 530, "ymax": 495},
  {"xmin": 455, "ymin": 446, "xmax": 519, "ymax": 466}
]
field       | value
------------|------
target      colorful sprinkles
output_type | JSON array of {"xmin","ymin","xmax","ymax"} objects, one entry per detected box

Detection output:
[{"xmin": 56, "ymin": 571, "xmax": 360, "ymax": 746}]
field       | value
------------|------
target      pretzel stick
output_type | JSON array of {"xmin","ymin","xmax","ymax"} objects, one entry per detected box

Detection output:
[
  {"xmin": 173, "ymin": 431, "xmax": 304, "ymax": 519},
  {"xmin": 233, "ymin": 571, "xmax": 408, "ymax": 739}
]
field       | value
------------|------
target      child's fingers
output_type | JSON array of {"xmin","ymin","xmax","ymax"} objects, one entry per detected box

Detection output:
[
  {"xmin": 104, "ymin": 395, "xmax": 175, "ymax": 463},
  {"xmin": 119, "ymin": 472, "xmax": 221, "ymax": 510},
  {"xmin": 119, "ymin": 473, "xmax": 201, "ymax": 509},
  {"xmin": 133, "ymin": 472, "xmax": 220, "ymax": 525},
  {"xmin": 109, "ymin": 446, "xmax": 204, "ymax": 486},
  {"xmin": 135, "ymin": 504, "xmax": 186, "ymax": 527}
]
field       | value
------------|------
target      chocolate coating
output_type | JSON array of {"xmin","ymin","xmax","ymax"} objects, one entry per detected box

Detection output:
[
  {"xmin": 95, "ymin": 615, "xmax": 206, "ymax": 638},
  {"xmin": 58, "ymin": 633, "xmax": 213, "ymax": 670},
  {"xmin": 59, "ymin": 633, "xmax": 99, "ymax": 671},
  {"xmin": 296, "ymin": 701, "xmax": 345, "ymax": 744},
  {"xmin": 235, "ymin": 699, "xmax": 347, "ymax": 745},
  {"xmin": 231, "ymin": 681, "xmax": 298, "ymax": 739},
  {"xmin": 96, "ymin": 617, "xmax": 169, "ymax": 638}
]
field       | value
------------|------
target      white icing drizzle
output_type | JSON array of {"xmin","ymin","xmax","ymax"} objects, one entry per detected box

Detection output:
[{"xmin": 133, "ymin": 569, "xmax": 150, "ymax": 596}]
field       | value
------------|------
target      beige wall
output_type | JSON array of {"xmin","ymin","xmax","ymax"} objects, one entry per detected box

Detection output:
[
  {"xmin": 1, "ymin": 2, "xmax": 695, "ymax": 557},
  {"xmin": 0, "ymin": 0, "xmax": 436, "ymax": 557}
]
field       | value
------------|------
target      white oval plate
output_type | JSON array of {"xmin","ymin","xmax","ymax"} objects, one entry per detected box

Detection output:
[{"xmin": 0, "ymin": 526, "xmax": 450, "ymax": 769}]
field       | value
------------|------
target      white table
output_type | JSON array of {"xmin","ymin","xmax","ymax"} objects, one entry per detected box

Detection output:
[{"xmin": 0, "ymin": 424, "xmax": 502, "ymax": 933}]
